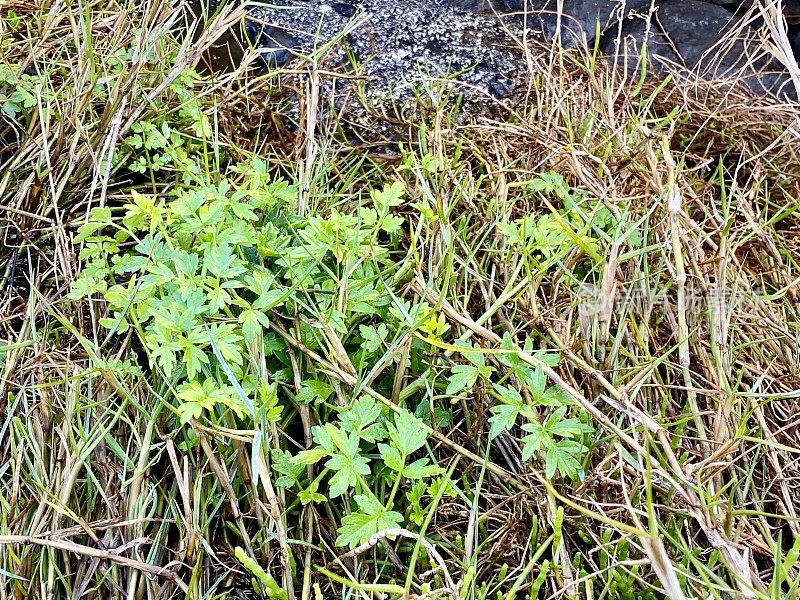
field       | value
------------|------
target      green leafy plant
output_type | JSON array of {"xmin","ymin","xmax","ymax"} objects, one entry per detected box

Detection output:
[
  {"xmin": 0, "ymin": 64, "xmax": 54, "ymax": 120},
  {"xmin": 447, "ymin": 332, "xmax": 594, "ymax": 481},
  {"xmin": 114, "ymin": 69, "xmax": 212, "ymax": 183},
  {"xmin": 294, "ymin": 397, "xmax": 444, "ymax": 547},
  {"xmin": 497, "ymin": 171, "xmax": 605, "ymax": 266},
  {"xmin": 446, "ymin": 341, "xmax": 495, "ymax": 395},
  {"xmin": 334, "ymin": 494, "xmax": 403, "ymax": 549},
  {"xmin": 70, "ymin": 158, "xmax": 412, "ymax": 415},
  {"xmin": 69, "ymin": 155, "xmax": 455, "ymax": 550}
]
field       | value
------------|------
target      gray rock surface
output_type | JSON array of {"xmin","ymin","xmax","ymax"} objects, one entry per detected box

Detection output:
[
  {"xmin": 242, "ymin": 0, "xmax": 665, "ymax": 103},
  {"xmin": 233, "ymin": 0, "xmax": 798, "ymax": 130},
  {"xmin": 600, "ymin": 0, "xmax": 797, "ymax": 99},
  {"xmin": 532, "ymin": 0, "xmax": 654, "ymax": 47},
  {"xmin": 246, "ymin": 0, "xmax": 530, "ymax": 106},
  {"xmin": 441, "ymin": 0, "xmax": 654, "ymax": 46}
]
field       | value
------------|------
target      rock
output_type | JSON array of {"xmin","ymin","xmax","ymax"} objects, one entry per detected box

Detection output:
[
  {"xmin": 792, "ymin": 28, "xmax": 800, "ymax": 58},
  {"xmin": 442, "ymin": 0, "xmax": 524, "ymax": 13},
  {"xmin": 244, "ymin": 19, "xmax": 300, "ymax": 68},
  {"xmin": 233, "ymin": 0, "xmax": 798, "ymax": 128},
  {"xmin": 245, "ymin": 0, "xmax": 529, "ymax": 106},
  {"xmin": 443, "ymin": 0, "xmax": 653, "ymax": 47},
  {"xmin": 669, "ymin": 0, "xmax": 800, "ymax": 62},
  {"xmin": 236, "ymin": 0, "xmax": 536, "ymax": 142},
  {"xmin": 331, "ymin": 2, "xmax": 357, "ymax": 18},
  {"xmin": 532, "ymin": 0, "xmax": 654, "ymax": 47},
  {"xmin": 601, "ymin": 1, "xmax": 738, "ymax": 68},
  {"xmin": 599, "ymin": 0, "xmax": 797, "ymax": 99}
]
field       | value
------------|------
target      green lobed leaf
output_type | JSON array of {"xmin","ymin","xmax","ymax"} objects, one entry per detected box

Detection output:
[
  {"xmin": 335, "ymin": 495, "xmax": 403, "ymax": 549},
  {"xmin": 386, "ymin": 409, "xmax": 428, "ymax": 457}
]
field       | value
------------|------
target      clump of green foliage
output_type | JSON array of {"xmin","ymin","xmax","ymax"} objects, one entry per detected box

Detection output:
[{"xmin": 69, "ymin": 145, "xmax": 595, "ymax": 564}]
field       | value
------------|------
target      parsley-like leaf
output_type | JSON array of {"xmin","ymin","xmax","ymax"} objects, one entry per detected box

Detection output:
[{"xmin": 335, "ymin": 495, "xmax": 403, "ymax": 549}]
